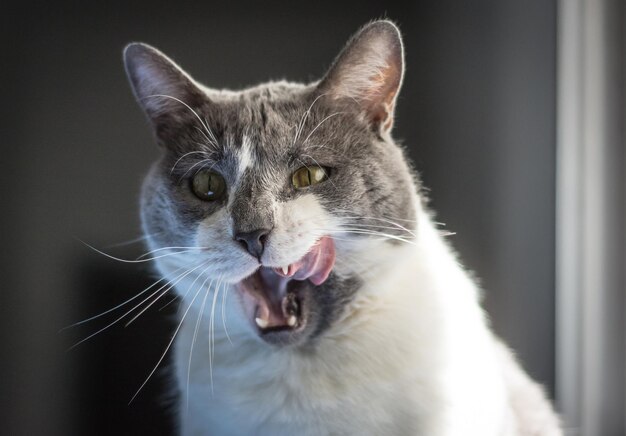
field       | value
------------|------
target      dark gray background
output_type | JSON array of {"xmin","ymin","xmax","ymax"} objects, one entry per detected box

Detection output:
[{"xmin": 1, "ymin": 1, "xmax": 556, "ymax": 434}]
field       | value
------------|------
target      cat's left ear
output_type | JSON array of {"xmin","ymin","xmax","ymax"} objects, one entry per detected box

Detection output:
[
  {"xmin": 123, "ymin": 43, "xmax": 207, "ymax": 138},
  {"xmin": 317, "ymin": 20, "xmax": 404, "ymax": 134}
]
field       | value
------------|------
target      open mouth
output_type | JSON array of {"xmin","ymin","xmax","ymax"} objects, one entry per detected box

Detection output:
[{"xmin": 237, "ymin": 236, "xmax": 336, "ymax": 337}]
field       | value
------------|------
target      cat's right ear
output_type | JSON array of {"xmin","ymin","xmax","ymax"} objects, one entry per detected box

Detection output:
[{"xmin": 123, "ymin": 43, "xmax": 206, "ymax": 138}]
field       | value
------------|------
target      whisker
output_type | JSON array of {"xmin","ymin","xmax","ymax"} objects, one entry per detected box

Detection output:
[
  {"xmin": 129, "ymin": 278, "xmax": 206, "ymax": 405},
  {"xmin": 202, "ymin": 116, "xmax": 220, "ymax": 146},
  {"xmin": 339, "ymin": 213, "xmax": 417, "ymax": 226},
  {"xmin": 62, "ymin": 265, "xmax": 187, "ymax": 330},
  {"xmin": 192, "ymin": 126, "xmax": 216, "ymax": 148},
  {"xmin": 336, "ymin": 220, "xmax": 416, "ymax": 239},
  {"xmin": 171, "ymin": 151, "xmax": 212, "ymax": 174},
  {"xmin": 293, "ymin": 93, "xmax": 329, "ymax": 146},
  {"xmin": 125, "ymin": 261, "xmax": 211, "ymax": 327},
  {"xmin": 171, "ymin": 264, "xmax": 213, "ymax": 314},
  {"xmin": 208, "ymin": 277, "xmax": 222, "ymax": 395},
  {"xmin": 145, "ymin": 94, "xmax": 215, "ymax": 146},
  {"xmin": 104, "ymin": 233, "xmax": 160, "ymax": 249},
  {"xmin": 332, "ymin": 209, "xmax": 419, "ymax": 223},
  {"xmin": 186, "ymin": 276, "xmax": 212, "ymax": 414},
  {"xmin": 67, "ymin": 261, "xmax": 205, "ymax": 350},
  {"xmin": 135, "ymin": 246, "xmax": 207, "ymax": 260},
  {"xmin": 78, "ymin": 240, "xmax": 201, "ymax": 264},
  {"xmin": 221, "ymin": 283, "xmax": 233, "ymax": 345},
  {"xmin": 157, "ymin": 291, "xmax": 181, "ymax": 311},
  {"xmin": 337, "ymin": 214, "xmax": 417, "ymax": 237},
  {"xmin": 302, "ymin": 112, "xmax": 345, "ymax": 145},
  {"xmin": 336, "ymin": 222, "xmax": 413, "ymax": 234},
  {"xmin": 307, "ymin": 141, "xmax": 331, "ymax": 151},
  {"xmin": 177, "ymin": 158, "xmax": 219, "ymax": 184},
  {"xmin": 319, "ymin": 228, "xmax": 416, "ymax": 245}
]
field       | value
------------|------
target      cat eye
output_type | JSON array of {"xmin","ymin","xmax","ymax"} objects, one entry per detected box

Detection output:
[
  {"xmin": 191, "ymin": 170, "xmax": 226, "ymax": 201},
  {"xmin": 291, "ymin": 165, "xmax": 329, "ymax": 189}
]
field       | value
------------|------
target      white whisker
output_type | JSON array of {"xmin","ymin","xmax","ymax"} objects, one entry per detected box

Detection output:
[
  {"xmin": 336, "ymin": 214, "xmax": 418, "ymax": 237},
  {"xmin": 62, "ymin": 264, "xmax": 187, "ymax": 330},
  {"xmin": 135, "ymin": 246, "xmax": 207, "ymax": 260},
  {"xmin": 79, "ymin": 240, "xmax": 201, "ymax": 264},
  {"xmin": 145, "ymin": 94, "xmax": 215, "ymax": 146},
  {"xmin": 186, "ymin": 276, "xmax": 212, "ymax": 414},
  {"xmin": 202, "ymin": 116, "xmax": 220, "ymax": 145},
  {"xmin": 129, "ymin": 278, "xmax": 206, "ymax": 405},
  {"xmin": 332, "ymin": 209, "xmax": 419, "ymax": 223},
  {"xmin": 293, "ymin": 93, "xmax": 329, "ymax": 146},
  {"xmin": 104, "ymin": 233, "xmax": 160, "ymax": 248},
  {"xmin": 221, "ymin": 284, "xmax": 233, "ymax": 345},
  {"xmin": 192, "ymin": 126, "xmax": 216, "ymax": 148},
  {"xmin": 319, "ymin": 228, "xmax": 416, "ymax": 245},
  {"xmin": 302, "ymin": 112, "xmax": 345, "ymax": 145},
  {"xmin": 336, "ymin": 220, "xmax": 416, "ymax": 239},
  {"xmin": 337, "ymin": 222, "xmax": 414, "ymax": 234},
  {"xmin": 208, "ymin": 277, "xmax": 222, "ymax": 395},
  {"xmin": 125, "ymin": 262, "xmax": 211, "ymax": 327},
  {"xmin": 68, "ymin": 261, "xmax": 206, "ymax": 350},
  {"xmin": 171, "ymin": 151, "xmax": 212, "ymax": 174},
  {"xmin": 177, "ymin": 158, "xmax": 217, "ymax": 182}
]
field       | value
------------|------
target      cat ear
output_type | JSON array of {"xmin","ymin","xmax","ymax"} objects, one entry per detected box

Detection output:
[
  {"xmin": 317, "ymin": 20, "xmax": 404, "ymax": 134},
  {"xmin": 123, "ymin": 43, "xmax": 207, "ymax": 133}
]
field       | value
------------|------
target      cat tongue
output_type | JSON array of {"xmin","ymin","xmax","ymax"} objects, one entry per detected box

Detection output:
[{"xmin": 285, "ymin": 236, "xmax": 336, "ymax": 285}]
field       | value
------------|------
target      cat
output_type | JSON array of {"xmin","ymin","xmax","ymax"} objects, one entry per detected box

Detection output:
[{"xmin": 124, "ymin": 20, "xmax": 562, "ymax": 436}]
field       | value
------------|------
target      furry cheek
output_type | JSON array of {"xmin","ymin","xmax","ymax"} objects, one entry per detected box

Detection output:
[
  {"xmin": 262, "ymin": 193, "xmax": 337, "ymax": 267},
  {"xmin": 194, "ymin": 209, "xmax": 259, "ymax": 282}
]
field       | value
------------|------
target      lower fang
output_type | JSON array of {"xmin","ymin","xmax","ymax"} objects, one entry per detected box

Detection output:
[
  {"xmin": 255, "ymin": 317, "xmax": 268, "ymax": 329},
  {"xmin": 287, "ymin": 315, "xmax": 297, "ymax": 327}
]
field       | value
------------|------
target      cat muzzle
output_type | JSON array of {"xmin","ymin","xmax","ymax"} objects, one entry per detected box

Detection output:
[{"xmin": 236, "ymin": 236, "xmax": 335, "ymax": 343}]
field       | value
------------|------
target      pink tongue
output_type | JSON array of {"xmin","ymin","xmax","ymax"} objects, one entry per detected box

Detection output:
[{"xmin": 291, "ymin": 236, "xmax": 336, "ymax": 285}]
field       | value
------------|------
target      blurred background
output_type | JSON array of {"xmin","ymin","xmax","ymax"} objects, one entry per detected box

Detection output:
[{"xmin": 0, "ymin": 1, "xmax": 623, "ymax": 435}]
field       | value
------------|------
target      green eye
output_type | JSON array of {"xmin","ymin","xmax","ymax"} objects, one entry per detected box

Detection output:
[
  {"xmin": 192, "ymin": 170, "xmax": 226, "ymax": 201},
  {"xmin": 292, "ymin": 165, "xmax": 329, "ymax": 189}
]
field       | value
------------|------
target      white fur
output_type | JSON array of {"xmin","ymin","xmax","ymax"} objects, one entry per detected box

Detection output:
[
  {"xmin": 237, "ymin": 135, "xmax": 254, "ymax": 177},
  {"xmin": 154, "ymin": 196, "xmax": 561, "ymax": 436}
]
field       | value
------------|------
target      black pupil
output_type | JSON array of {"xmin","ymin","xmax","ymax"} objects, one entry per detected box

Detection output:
[{"xmin": 206, "ymin": 174, "xmax": 214, "ymax": 196}]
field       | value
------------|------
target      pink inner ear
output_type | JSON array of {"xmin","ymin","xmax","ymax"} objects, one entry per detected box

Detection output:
[
  {"xmin": 315, "ymin": 21, "xmax": 404, "ymax": 132},
  {"xmin": 344, "ymin": 43, "xmax": 403, "ymax": 132},
  {"xmin": 363, "ymin": 62, "xmax": 401, "ymax": 132}
]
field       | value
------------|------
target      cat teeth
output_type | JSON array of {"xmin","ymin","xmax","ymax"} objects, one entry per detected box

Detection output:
[
  {"xmin": 255, "ymin": 317, "xmax": 269, "ymax": 329},
  {"xmin": 281, "ymin": 265, "xmax": 289, "ymax": 275},
  {"xmin": 287, "ymin": 315, "xmax": 297, "ymax": 327}
]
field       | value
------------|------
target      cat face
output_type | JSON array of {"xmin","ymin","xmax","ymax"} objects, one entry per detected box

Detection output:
[{"xmin": 125, "ymin": 21, "xmax": 418, "ymax": 346}]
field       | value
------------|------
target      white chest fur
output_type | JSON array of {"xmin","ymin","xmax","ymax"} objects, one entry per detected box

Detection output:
[{"xmin": 168, "ymin": 210, "xmax": 519, "ymax": 436}]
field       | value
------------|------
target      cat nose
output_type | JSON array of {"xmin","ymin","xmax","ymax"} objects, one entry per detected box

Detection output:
[{"xmin": 234, "ymin": 228, "xmax": 271, "ymax": 260}]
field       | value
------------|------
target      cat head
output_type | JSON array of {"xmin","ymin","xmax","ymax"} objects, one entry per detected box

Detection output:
[{"xmin": 124, "ymin": 20, "xmax": 418, "ymax": 346}]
